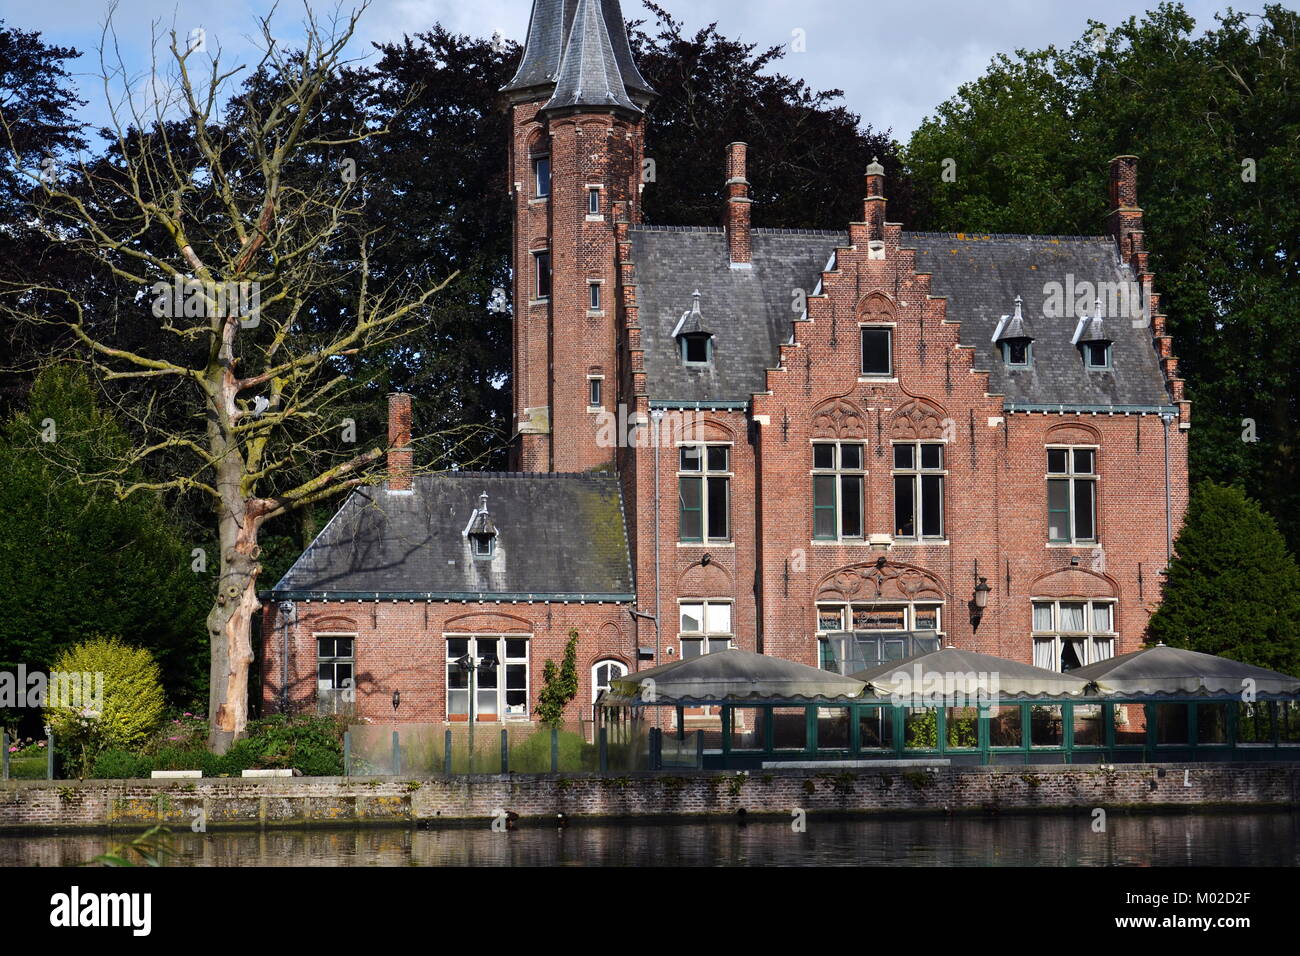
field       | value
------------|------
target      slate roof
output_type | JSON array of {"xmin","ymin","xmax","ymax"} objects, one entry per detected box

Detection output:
[
  {"xmin": 544, "ymin": 0, "xmax": 639, "ymax": 113},
  {"xmin": 502, "ymin": 0, "xmax": 652, "ymax": 102},
  {"xmin": 270, "ymin": 473, "xmax": 633, "ymax": 601},
  {"xmin": 632, "ymin": 227, "xmax": 1173, "ymax": 409}
]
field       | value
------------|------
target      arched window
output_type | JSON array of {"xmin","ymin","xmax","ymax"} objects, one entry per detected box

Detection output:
[{"xmin": 592, "ymin": 659, "xmax": 628, "ymax": 703}]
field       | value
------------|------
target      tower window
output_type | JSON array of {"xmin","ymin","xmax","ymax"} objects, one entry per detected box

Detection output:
[
  {"xmin": 533, "ymin": 156, "xmax": 551, "ymax": 198},
  {"xmin": 588, "ymin": 376, "xmax": 603, "ymax": 409},
  {"xmin": 533, "ymin": 251, "xmax": 551, "ymax": 300},
  {"xmin": 589, "ymin": 282, "xmax": 601, "ymax": 311},
  {"xmin": 587, "ymin": 188, "xmax": 600, "ymax": 215},
  {"xmin": 861, "ymin": 327, "xmax": 892, "ymax": 376}
]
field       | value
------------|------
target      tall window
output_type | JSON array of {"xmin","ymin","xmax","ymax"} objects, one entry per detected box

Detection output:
[
  {"xmin": 587, "ymin": 375, "xmax": 603, "ymax": 409},
  {"xmin": 587, "ymin": 187, "xmax": 601, "ymax": 215},
  {"xmin": 588, "ymin": 281, "xmax": 601, "ymax": 311},
  {"xmin": 316, "ymin": 636, "xmax": 355, "ymax": 696},
  {"xmin": 533, "ymin": 156, "xmax": 550, "ymax": 197},
  {"xmin": 592, "ymin": 659, "xmax": 627, "ymax": 703},
  {"xmin": 446, "ymin": 636, "xmax": 529, "ymax": 720},
  {"xmin": 812, "ymin": 442, "xmax": 865, "ymax": 540},
  {"xmin": 1047, "ymin": 447, "xmax": 1097, "ymax": 542},
  {"xmin": 533, "ymin": 251, "xmax": 551, "ymax": 300},
  {"xmin": 679, "ymin": 444, "xmax": 730, "ymax": 542},
  {"xmin": 893, "ymin": 443, "xmax": 944, "ymax": 539},
  {"xmin": 816, "ymin": 603, "xmax": 943, "ymax": 673},
  {"xmin": 679, "ymin": 601, "xmax": 733, "ymax": 658},
  {"xmin": 1032, "ymin": 601, "xmax": 1115, "ymax": 672},
  {"xmin": 861, "ymin": 327, "xmax": 892, "ymax": 376}
]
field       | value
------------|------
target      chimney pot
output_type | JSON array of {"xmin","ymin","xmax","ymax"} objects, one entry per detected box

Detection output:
[{"xmin": 388, "ymin": 392, "xmax": 413, "ymax": 493}]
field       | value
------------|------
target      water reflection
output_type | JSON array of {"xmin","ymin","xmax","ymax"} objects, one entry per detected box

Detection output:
[{"xmin": 3, "ymin": 812, "xmax": 1296, "ymax": 867}]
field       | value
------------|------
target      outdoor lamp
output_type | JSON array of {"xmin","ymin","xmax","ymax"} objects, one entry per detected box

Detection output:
[
  {"xmin": 969, "ymin": 575, "xmax": 991, "ymax": 628},
  {"xmin": 391, "ymin": 690, "xmax": 401, "ymax": 712}
]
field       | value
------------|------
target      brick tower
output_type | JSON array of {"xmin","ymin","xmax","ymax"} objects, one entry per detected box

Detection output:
[{"xmin": 502, "ymin": 0, "xmax": 653, "ymax": 473}]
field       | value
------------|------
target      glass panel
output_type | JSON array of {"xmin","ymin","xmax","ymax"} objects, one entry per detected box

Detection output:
[
  {"xmin": 707, "ymin": 446, "xmax": 729, "ymax": 471},
  {"xmin": 921, "ymin": 474, "xmax": 943, "ymax": 537},
  {"xmin": 681, "ymin": 638, "xmax": 703, "ymax": 660},
  {"xmin": 679, "ymin": 477, "xmax": 702, "ymax": 540},
  {"xmin": 335, "ymin": 663, "xmax": 352, "ymax": 688},
  {"xmin": 853, "ymin": 605, "xmax": 906, "ymax": 630},
  {"xmin": 1060, "ymin": 639, "xmax": 1085, "ymax": 672},
  {"xmin": 893, "ymin": 444, "xmax": 914, "ymax": 469},
  {"xmin": 813, "ymin": 475, "xmax": 837, "ymax": 539},
  {"xmin": 318, "ymin": 663, "xmax": 333, "ymax": 689},
  {"xmin": 535, "ymin": 254, "xmax": 551, "ymax": 299},
  {"xmin": 1197, "ymin": 703, "xmax": 1228, "ymax": 745},
  {"xmin": 1156, "ymin": 704, "xmax": 1189, "ymax": 745},
  {"xmin": 813, "ymin": 443, "xmax": 835, "ymax": 469},
  {"xmin": 840, "ymin": 444, "xmax": 863, "ymax": 470},
  {"xmin": 988, "ymin": 705, "xmax": 1023, "ymax": 747},
  {"xmin": 588, "ymin": 188, "xmax": 599, "ymax": 213},
  {"xmin": 1072, "ymin": 704, "xmax": 1103, "ymax": 746},
  {"xmin": 317, "ymin": 638, "xmax": 334, "ymax": 658},
  {"xmin": 817, "ymin": 708, "xmax": 851, "ymax": 750},
  {"xmin": 1236, "ymin": 702, "xmax": 1273, "ymax": 743},
  {"xmin": 818, "ymin": 608, "xmax": 843, "ymax": 631},
  {"xmin": 1073, "ymin": 449, "xmax": 1095, "ymax": 474},
  {"xmin": 914, "ymin": 606, "xmax": 939, "ymax": 630},
  {"xmin": 505, "ymin": 639, "xmax": 527, "ymax": 660},
  {"xmin": 904, "ymin": 708, "xmax": 938, "ymax": 749},
  {"xmin": 858, "ymin": 708, "xmax": 894, "ymax": 749},
  {"xmin": 684, "ymin": 335, "xmax": 709, "ymax": 363},
  {"xmin": 1007, "ymin": 341, "xmax": 1029, "ymax": 365},
  {"xmin": 1112, "ymin": 703, "xmax": 1148, "ymax": 745},
  {"xmin": 920, "ymin": 444, "xmax": 943, "ymax": 469},
  {"xmin": 1047, "ymin": 449, "xmax": 1068, "ymax": 473},
  {"xmin": 1278, "ymin": 702, "xmax": 1300, "ymax": 744},
  {"xmin": 706, "ymin": 476, "xmax": 729, "ymax": 539},
  {"xmin": 1091, "ymin": 604, "xmax": 1112, "ymax": 632},
  {"xmin": 1059, "ymin": 603, "xmax": 1086, "ymax": 632},
  {"xmin": 704, "ymin": 602, "xmax": 731, "ymax": 634},
  {"xmin": 1090, "ymin": 637, "xmax": 1114, "ymax": 663},
  {"xmin": 729, "ymin": 708, "xmax": 763, "ymax": 750},
  {"xmin": 840, "ymin": 475, "xmax": 863, "ymax": 537},
  {"xmin": 447, "ymin": 638, "xmax": 469, "ymax": 659},
  {"xmin": 861, "ymin": 328, "xmax": 890, "ymax": 375},
  {"xmin": 882, "ymin": 638, "xmax": 906, "ymax": 661},
  {"xmin": 707, "ymin": 638, "xmax": 731, "ymax": 654},
  {"xmin": 1030, "ymin": 705, "xmax": 1064, "ymax": 747},
  {"xmin": 1047, "ymin": 479, "xmax": 1070, "ymax": 540},
  {"xmin": 477, "ymin": 688, "xmax": 498, "ymax": 717},
  {"xmin": 534, "ymin": 157, "xmax": 550, "ymax": 195},
  {"xmin": 894, "ymin": 475, "xmax": 915, "ymax": 537},
  {"xmin": 1074, "ymin": 479, "xmax": 1096, "ymax": 540},
  {"xmin": 772, "ymin": 708, "xmax": 808, "ymax": 751},
  {"xmin": 680, "ymin": 446, "xmax": 702, "ymax": 471},
  {"xmin": 946, "ymin": 707, "xmax": 979, "ymax": 749},
  {"xmin": 448, "ymin": 688, "xmax": 469, "ymax": 717},
  {"xmin": 1032, "ymin": 603, "xmax": 1054, "ymax": 632},
  {"xmin": 680, "ymin": 604, "xmax": 703, "ymax": 632}
]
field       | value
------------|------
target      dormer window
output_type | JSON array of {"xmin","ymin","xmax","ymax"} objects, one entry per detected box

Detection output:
[
  {"xmin": 466, "ymin": 492, "xmax": 497, "ymax": 560},
  {"xmin": 994, "ymin": 295, "xmax": 1034, "ymax": 369},
  {"xmin": 1073, "ymin": 299, "xmax": 1113, "ymax": 371},
  {"xmin": 673, "ymin": 290, "xmax": 714, "ymax": 367}
]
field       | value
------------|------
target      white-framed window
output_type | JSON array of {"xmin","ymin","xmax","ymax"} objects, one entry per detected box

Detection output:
[
  {"xmin": 893, "ymin": 442, "xmax": 945, "ymax": 539},
  {"xmin": 587, "ymin": 187, "xmax": 601, "ymax": 215},
  {"xmin": 587, "ymin": 375, "xmax": 604, "ymax": 409},
  {"xmin": 472, "ymin": 534, "xmax": 495, "ymax": 558},
  {"xmin": 1083, "ymin": 341, "xmax": 1111, "ymax": 369},
  {"xmin": 533, "ymin": 155, "xmax": 551, "ymax": 197},
  {"xmin": 1031, "ymin": 600, "xmax": 1115, "ymax": 672},
  {"xmin": 860, "ymin": 326, "xmax": 892, "ymax": 376},
  {"xmin": 446, "ymin": 635, "xmax": 530, "ymax": 720},
  {"xmin": 1047, "ymin": 446, "xmax": 1097, "ymax": 543},
  {"xmin": 816, "ymin": 603, "xmax": 943, "ymax": 673},
  {"xmin": 316, "ymin": 634, "xmax": 355, "ymax": 696},
  {"xmin": 678, "ymin": 600, "xmax": 733, "ymax": 659},
  {"xmin": 816, "ymin": 602, "xmax": 943, "ymax": 635},
  {"xmin": 1002, "ymin": 340, "xmax": 1032, "ymax": 367},
  {"xmin": 533, "ymin": 250, "xmax": 551, "ymax": 300},
  {"xmin": 592, "ymin": 659, "xmax": 628, "ymax": 703},
  {"xmin": 588, "ymin": 281, "xmax": 601, "ymax": 311},
  {"xmin": 678, "ymin": 443, "xmax": 730, "ymax": 542},
  {"xmin": 812, "ymin": 441, "xmax": 865, "ymax": 540}
]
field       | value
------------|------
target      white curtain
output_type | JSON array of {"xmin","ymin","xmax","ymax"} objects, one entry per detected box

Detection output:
[{"xmin": 1033, "ymin": 638, "xmax": 1056, "ymax": 670}]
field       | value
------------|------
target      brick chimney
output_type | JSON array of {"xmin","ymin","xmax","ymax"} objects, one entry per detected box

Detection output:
[
  {"xmin": 725, "ymin": 142, "xmax": 752, "ymax": 268},
  {"xmin": 387, "ymin": 392, "xmax": 413, "ymax": 493},
  {"xmin": 1107, "ymin": 155, "xmax": 1143, "ymax": 258},
  {"xmin": 864, "ymin": 156, "xmax": 887, "ymax": 259}
]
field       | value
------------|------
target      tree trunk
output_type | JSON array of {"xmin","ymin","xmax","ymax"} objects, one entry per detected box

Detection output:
[{"xmin": 207, "ymin": 512, "xmax": 261, "ymax": 753}]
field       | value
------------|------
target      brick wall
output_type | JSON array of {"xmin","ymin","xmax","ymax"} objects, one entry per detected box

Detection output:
[{"xmin": 3, "ymin": 764, "xmax": 1294, "ymax": 830}]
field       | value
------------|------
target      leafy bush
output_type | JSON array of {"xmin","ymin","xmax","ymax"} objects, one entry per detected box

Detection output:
[
  {"xmin": 44, "ymin": 636, "xmax": 165, "ymax": 776},
  {"xmin": 91, "ymin": 749, "xmax": 150, "ymax": 779},
  {"xmin": 231, "ymin": 715, "xmax": 345, "ymax": 776}
]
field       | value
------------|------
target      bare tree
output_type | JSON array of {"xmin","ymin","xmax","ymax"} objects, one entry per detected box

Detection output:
[{"xmin": 0, "ymin": 1, "xmax": 484, "ymax": 750}]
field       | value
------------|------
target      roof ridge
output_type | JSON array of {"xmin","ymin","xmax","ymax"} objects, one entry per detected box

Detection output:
[
  {"xmin": 422, "ymin": 470, "xmax": 618, "ymax": 480},
  {"xmin": 903, "ymin": 230, "xmax": 1111, "ymax": 242}
]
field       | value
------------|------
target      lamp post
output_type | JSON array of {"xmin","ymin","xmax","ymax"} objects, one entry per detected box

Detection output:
[{"xmin": 457, "ymin": 650, "xmax": 497, "ymax": 767}]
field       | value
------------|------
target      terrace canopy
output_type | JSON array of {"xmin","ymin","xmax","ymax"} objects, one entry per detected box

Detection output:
[
  {"xmin": 851, "ymin": 647, "xmax": 1092, "ymax": 700},
  {"xmin": 1069, "ymin": 643, "xmax": 1300, "ymax": 697},
  {"xmin": 602, "ymin": 649, "xmax": 866, "ymax": 706}
]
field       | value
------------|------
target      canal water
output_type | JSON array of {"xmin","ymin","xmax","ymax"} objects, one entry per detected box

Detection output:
[{"xmin": 3, "ymin": 811, "xmax": 1297, "ymax": 866}]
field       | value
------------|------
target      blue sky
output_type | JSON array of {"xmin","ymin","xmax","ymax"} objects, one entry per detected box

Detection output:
[{"xmin": 0, "ymin": 0, "xmax": 1275, "ymax": 143}]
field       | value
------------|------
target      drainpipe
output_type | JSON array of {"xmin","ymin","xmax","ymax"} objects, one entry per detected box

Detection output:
[
  {"xmin": 651, "ymin": 409, "xmax": 665, "ymax": 667},
  {"xmin": 277, "ymin": 601, "xmax": 295, "ymax": 713},
  {"xmin": 1161, "ymin": 413, "xmax": 1174, "ymax": 570}
]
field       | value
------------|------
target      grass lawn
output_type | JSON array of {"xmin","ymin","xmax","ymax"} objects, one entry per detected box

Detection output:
[{"xmin": 7, "ymin": 755, "xmax": 50, "ymax": 779}]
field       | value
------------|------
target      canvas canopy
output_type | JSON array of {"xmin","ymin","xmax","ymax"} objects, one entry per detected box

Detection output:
[
  {"xmin": 601, "ymin": 649, "xmax": 866, "ymax": 706},
  {"xmin": 1068, "ymin": 644, "xmax": 1300, "ymax": 697},
  {"xmin": 852, "ymin": 647, "xmax": 1092, "ymax": 700}
]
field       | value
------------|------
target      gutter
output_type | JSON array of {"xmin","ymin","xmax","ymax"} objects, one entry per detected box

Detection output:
[
  {"xmin": 1005, "ymin": 402, "xmax": 1179, "ymax": 415},
  {"xmin": 262, "ymin": 591, "xmax": 636, "ymax": 604}
]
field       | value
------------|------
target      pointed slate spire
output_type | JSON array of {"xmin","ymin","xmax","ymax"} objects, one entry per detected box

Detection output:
[
  {"xmin": 600, "ymin": 0, "xmax": 654, "ymax": 100},
  {"xmin": 674, "ymin": 290, "xmax": 712, "ymax": 337},
  {"xmin": 1079, "ymin": 298, "xmax": 1111, "ymax": 344},
  {"xmin": 995, "ymin": 295, "xmax": 1033, "ymax": 343},
  {"xmin": 543, "ymin": 0, "xmax": 640, "ymax": 113},
  {"xmin": 502, "ymin": 0, "xmax": 577, "ymax": 94}
]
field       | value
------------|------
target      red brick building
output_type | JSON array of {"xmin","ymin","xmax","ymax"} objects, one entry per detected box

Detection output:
[{"xmin": 262, "ymin": 0, "xmax": 1190, "ymax": 723}]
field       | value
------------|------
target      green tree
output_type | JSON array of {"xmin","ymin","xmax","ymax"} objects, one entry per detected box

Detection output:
[
  {"xmin": 535, "ymin": 629, "xmax": 580, "ymax": 727},
  {"xmin": 0, "ymin": 366, "xmax": 209, "ymax": 704},
  {"xmin": 1148, "ymin": 481, "xmax": 1300, "ymax": 674},
  {"xmin": 905, "ymin": 3, "xmax": 1300, "ymax": 547}
]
